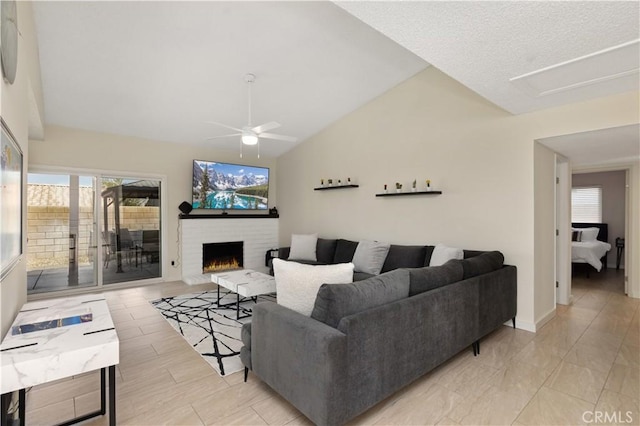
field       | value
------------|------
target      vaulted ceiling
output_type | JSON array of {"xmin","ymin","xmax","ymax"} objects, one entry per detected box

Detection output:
[{"xmin": 32, "ymin": 1, "xmax": 639, "ymax": 161}]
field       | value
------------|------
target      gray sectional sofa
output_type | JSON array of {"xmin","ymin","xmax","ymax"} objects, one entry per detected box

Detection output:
[{"xmin": 241, "ymin": 239, "xmax": 517, "ymax": 425}]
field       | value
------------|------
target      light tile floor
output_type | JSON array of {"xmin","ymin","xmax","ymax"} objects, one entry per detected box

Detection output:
[{"xmin": 17, "ymin": 269, "xmax": 638, "ymax": 425}]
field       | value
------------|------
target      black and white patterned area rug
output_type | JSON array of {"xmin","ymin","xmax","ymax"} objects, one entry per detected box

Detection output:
[{"xmin": 150, "ymin": 290, "xmax": 274, "ymax": 377}]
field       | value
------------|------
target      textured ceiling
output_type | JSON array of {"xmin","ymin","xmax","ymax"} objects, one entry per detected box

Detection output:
[
  {"xmin": 336, "ymin": 1, "xmax": 639, "ymax": 114},
  {"xmin": 31, "ymin": 1, "xmax": 639, "ymax": 162}
]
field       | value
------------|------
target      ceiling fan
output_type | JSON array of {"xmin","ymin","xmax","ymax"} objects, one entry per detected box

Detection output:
[{"xmin": 206, "ymin": 73, "xmax": 297, "ymax": 158}]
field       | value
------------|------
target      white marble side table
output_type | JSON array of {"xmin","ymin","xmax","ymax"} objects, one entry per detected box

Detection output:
[{"xmin": 0, "ymin": 294, "xmax": 119, "ymax": 426}]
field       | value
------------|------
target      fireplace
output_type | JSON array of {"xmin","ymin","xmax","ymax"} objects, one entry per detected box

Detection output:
[{"xmin": 203, "ymin": 241, "xmax": 243, "ymax": 273}]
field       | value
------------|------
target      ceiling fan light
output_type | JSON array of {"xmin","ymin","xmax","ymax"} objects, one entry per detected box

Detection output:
[{"xmin": 242, "ymin": 133, "xmax": 258, "ymax": 145}]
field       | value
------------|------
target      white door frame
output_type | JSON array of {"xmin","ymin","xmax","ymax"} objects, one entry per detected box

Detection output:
[{"xmin": 555, "ymin": 155, "xmax": 571, "ymax": 305}]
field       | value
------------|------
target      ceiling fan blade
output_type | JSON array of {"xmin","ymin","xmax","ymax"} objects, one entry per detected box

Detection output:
[
  {"xmin": 205, "ymin": 121, "xmax": 243, "ymax": 133},
  {"xmin": 252, "ymin": 121, "xmax": 281, "ymax": 134},
  {"xmin": 206, "ymin": 133, "xmax": 241, "ymax": 140},
  {"xmin": 259, "ymin": 132, "xmax": 298, "ymax": 142}
]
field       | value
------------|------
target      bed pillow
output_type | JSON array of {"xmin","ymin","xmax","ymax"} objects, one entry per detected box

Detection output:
[
  {"xmin": 289, "ymin": 233, "xmax": 318, "ymax": 261},
  {"xmin": 571, "ymin": 230, "xmax": 582, "ymax": 242},
  {"xmin": 272, "ymin": 259, "xmax": 354, "ymax": 316},
  {"xmin": 579, "ymin": 227, "xmax": 600, "ymax": 242},
  {"xmin": 429, "ymin": 243, "xmax": 464, "ymax": 266},
  {"xmin": 352, "ymin": 240, "xmax": 391, "ymax": 275}
]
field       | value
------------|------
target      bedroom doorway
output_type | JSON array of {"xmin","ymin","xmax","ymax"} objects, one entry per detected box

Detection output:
[{"xmin": 571, "ymin": 169, "xmax": 628, "ymax": 296}]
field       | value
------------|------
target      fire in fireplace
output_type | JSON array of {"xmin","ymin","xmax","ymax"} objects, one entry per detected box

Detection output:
[{"xmin": 202, "ymin": 241, "xmax": 243, "ymax": 273}]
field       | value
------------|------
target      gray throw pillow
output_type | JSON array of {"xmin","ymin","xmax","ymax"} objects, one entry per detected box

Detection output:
[
  {"xmin": 459, "ymin": 251, "xmax": 504, "ymax": 279},
  {"xmin": 408, "ymin": 260, "xmax": 464, "ymax": 296},
  {"xmin": 311, "ymin": 269, "xmax": 410, "ymax": 328},
  {"xmin": 352, "ymin": 240, "xmax": 391, "ymax": 275},
  {"xmin": 289, "ymin": 233, "xmax": 318, "ymax": 261}
]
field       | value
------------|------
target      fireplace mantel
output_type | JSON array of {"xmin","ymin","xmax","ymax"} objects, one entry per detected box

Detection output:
[
  {"xmin": 181, "ymin": 217, "xmax": 278, "ymax": 284},
  {"xmin": 179, "ymin": 213, "xmax": 279, "ymax": 219}
]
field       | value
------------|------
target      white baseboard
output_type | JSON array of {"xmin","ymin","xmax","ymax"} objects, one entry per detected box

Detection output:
[
  {"xmin": 535, "ymin": 308, "xmax": 556, "ymax": 332},
  {"xmin": 183, "ymin": 274, "xmax": 212, "ymax": 285},
  {"xmin": 509, "ymin": 318, "xmax": 536, "ymax": 333}
]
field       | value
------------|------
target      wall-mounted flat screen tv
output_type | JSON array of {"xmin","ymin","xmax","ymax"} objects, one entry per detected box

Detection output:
[{"xmin": 192, "ymin": 160, "xmax": 269, "ymax": 210}]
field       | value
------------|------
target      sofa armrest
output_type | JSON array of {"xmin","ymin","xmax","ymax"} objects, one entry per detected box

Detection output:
[{"xmin": 251, "ymin": 302, "xmax": 348, "ymax": 425}]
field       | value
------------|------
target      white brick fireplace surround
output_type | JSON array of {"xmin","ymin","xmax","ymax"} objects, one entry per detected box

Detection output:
[{"xmin": 180, "ymin": 217, "xmax": 279, "ymax": 284}]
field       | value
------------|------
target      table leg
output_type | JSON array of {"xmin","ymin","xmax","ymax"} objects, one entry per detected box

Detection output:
[
  {"xmin": 109, "ymin": 365, "xmax": 116, "ymax": 426},
  {"xmin": 19, "ymin": 389, "xmax": 25, "ymax": 426},
  {"xmin": 236, "ymin": 292, "xmax": 240, "ymax": 320},
  {"xmin": 100, "ymin": 367, "xmax": 106, "ymax": 415},
  {"xmin": 1, "ymin": 393, "xmax": 9, "ymax": 426}
]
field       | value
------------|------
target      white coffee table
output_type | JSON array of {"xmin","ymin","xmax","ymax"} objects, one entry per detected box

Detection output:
[
  {"xmin": 211, "ymin": 269, "xmax": 276, "ymax": 319},
  {"xmin": 0, "ymin": 294, "xmax": 119, "ymax": 426}
]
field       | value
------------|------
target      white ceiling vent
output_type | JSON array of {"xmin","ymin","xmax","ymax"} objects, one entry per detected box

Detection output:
[{"xmin": 510, "ymin": 39, "xmax": 639, "ymax": 98}]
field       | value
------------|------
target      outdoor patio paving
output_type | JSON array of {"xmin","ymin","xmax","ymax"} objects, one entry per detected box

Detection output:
[{"xmin": 27, "ymin": 258, "xmax": 160, "ymax": 294}]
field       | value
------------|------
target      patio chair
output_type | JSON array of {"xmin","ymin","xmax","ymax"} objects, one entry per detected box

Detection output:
[{"xmin": 142, "ymin": 230, "xmax": 160, "ymax": 264}]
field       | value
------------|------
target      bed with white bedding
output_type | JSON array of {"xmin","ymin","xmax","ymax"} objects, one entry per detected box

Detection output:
[{"xmin": 571, "ymin": 223, "xmax": 611, "ymax": 272}]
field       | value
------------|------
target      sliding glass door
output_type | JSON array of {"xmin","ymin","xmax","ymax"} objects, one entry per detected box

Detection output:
[
  {"xmin": 27, "ymin": 173, "xmax": 97, "ymax": 294},
  {"xmin": 101, "ymin": 177, "xmax": 161, "ymax": 285},
  {"xmin": 27, "ymin": 172, "xmax": 162, "ymax": 295}
]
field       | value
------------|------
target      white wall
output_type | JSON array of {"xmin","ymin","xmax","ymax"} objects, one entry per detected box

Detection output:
[
  {"xmin": 277, "ymin": 67, "xmax": 639, "ymax": 331},
  {"xmin": 28, "ymin": 125, "xmax": 278, "ymax": 285},
  {"xmin": 572, "ymin": 170, "xmax": 626, "ymax": 268},
  {"xmin": 1, "ymin": 1, "xmax": 43, "ymax": 338}
]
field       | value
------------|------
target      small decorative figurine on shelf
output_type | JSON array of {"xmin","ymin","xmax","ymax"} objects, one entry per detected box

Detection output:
[
  {"xmin": 338, "ymin": 179, "xmax": 342, "ymax": 186},
  {"xmin": 395, "ymin": 182, "xmax": 403, "ymax": 193},
  {"xmin": 412, "ymin": 179, "xmax": 417, "ymax": 192},
  {"xmin": 328, "ymin": 179, "xmax": 333, "ymax": 187},
  {"xmin": 384, "ymin": 184, "xmax": 388, "ymax": 193},
  {"xmin": 321, "ymin": 178, "xmax": 325, "ymax": 187},
  {"xmin": 347, "ymin": 177, "xmax": 352, "ymax": 185},
  {"xmin": 426, "ymin": 179, "xmax": 432, "ymax": 192}
]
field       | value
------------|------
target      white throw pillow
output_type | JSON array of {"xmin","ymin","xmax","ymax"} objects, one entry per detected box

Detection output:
[
  {"xmin": 273, "ymin": 259, "xmax": 354, "ymax": 316},
  {"xmin": 579, "ymin": 227, "xmax": 600, "ymax": 242},
  {"xmin": 352, "ymin": 240, "xmax": 391, "ymax": 275},
  {"xmin": 289, "ymin": 233, "xmax": 318, "ymax": 261},
  {"xmin": 430, "ymin": 243, "xmax": 464, "ymax": 266}
]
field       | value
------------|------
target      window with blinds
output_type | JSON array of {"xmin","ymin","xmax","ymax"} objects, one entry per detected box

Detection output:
[{"xmin": 571, "ymin": 186, "xmax": 602, "ymax": 223}]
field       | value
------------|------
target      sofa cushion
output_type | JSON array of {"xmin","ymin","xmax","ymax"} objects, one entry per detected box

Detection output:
[
  {"xmin": 459, "ymin": 251, "xmax": 504, "ymax": 279},
  {"xmin": 352, "ymin": 240, "xmax": 391, "ymax": 275},
  {"xmin": 408, "ymin": 260, "xmax": 464, "ymax": 296},
  {"xmin": 353, "ymin": 271, "xmax": 374, "ymax": 281},
  {"xmin": 317, "ymin": 238, "xmax": 338, "ymax": 264},
  {"xmin": 429, "ymin": 243, "xmax": 464, "ymax": 266},
  {"xmin": 423, "ymin": 245, "xmax": 435, "ymax": 266},
  {"xmin": 382, "ymin": 245, "xmax": 428, "ymax": 273},
  {"xmin": 463, "ymin": 249, "xmax": 488, "ymax": 259},
  {"xmin": 273, "ymin": 258, "xmax": 354, "ymax": 316},
  {"xmin": 289, "ymin": 233, "xmax": 318, "ymax": 261},
  {"xmin": 333, "ymin": 239, "xmax": 359, "ymax": 264},
  {"xmin": 311, "ymin": 269, "xmax": 410, "ymax": 328}
]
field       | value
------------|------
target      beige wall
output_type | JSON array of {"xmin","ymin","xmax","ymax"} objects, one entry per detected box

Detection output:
[
  {"xmin": 572, "ymin": 170, "xmax": 626, "ymax": 268},
  {"xmin": 1, "ymin": 1, "xmax": 43, "ymax": 338},
  {"xmin": 29, "ymin": 125, "xmax": 278, "ymax": 283},
  {"xmin": 533, "ymin": 142, "xmax": 557, "ymax": 326},
  {"xmin": 276, "ymin": 67, "xmax": 639, "ymax": 331}
]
